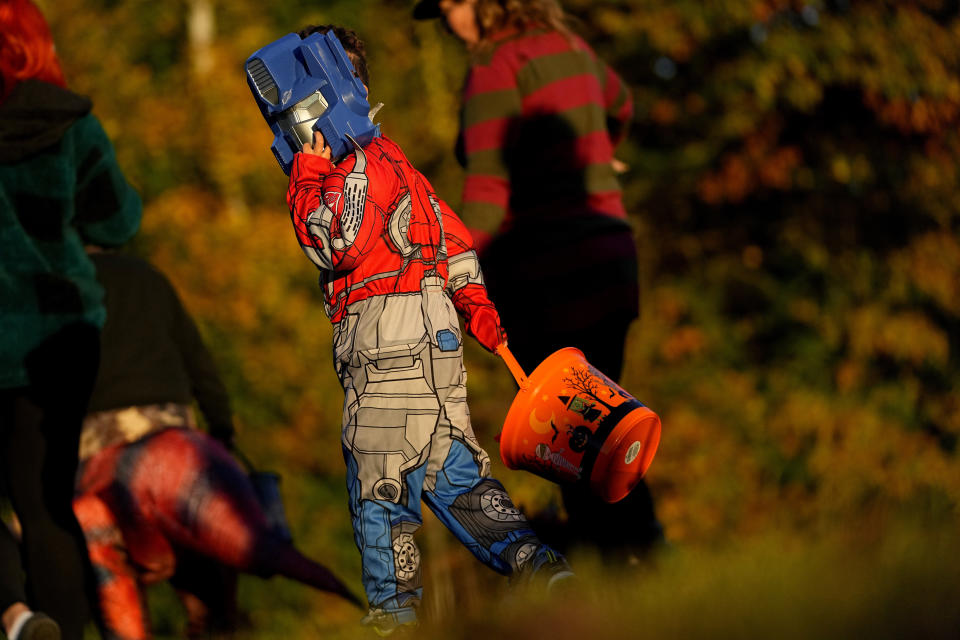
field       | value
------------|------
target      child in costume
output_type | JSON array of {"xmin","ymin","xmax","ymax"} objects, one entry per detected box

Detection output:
[
  {"xmin": 255, "ymin": 24, "xmax": 571, "ymax": 633},
  {"xmin": 74, "ymin": 426, "xmax": 359, "ymax": 639},
  {"xmin": 73, "ymin": 252, "xmax": 358, "ymax": 639}
]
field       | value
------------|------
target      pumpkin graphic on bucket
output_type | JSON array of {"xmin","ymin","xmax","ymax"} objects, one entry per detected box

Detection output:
[{"xmin": 497, "ymin": 345, "xmax": 661, "ymax": 503}]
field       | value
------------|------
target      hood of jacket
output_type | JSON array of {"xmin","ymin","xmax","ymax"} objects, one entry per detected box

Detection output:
[{"xmin": 0, "ymin": 79, "xmax": 92, "ymax": 164}]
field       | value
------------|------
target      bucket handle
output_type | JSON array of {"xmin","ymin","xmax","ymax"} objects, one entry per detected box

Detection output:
[{"xmin": 496, "ymin": 343, "xmax": 529, "ymax": 390}]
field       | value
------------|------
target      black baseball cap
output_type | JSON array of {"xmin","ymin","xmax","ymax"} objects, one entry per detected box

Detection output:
[{"xmin": 413, "ymin": 0, "xmax": 442, "ymax": 20}]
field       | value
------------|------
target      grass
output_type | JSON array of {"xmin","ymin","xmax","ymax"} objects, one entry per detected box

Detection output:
[
  {"xmin": 421, "ymin": 523, "xmax": 959, "ymax": 640},
  {"xmin": 135, "ymin": 517, "xmax": 959, "ymax": 639}
]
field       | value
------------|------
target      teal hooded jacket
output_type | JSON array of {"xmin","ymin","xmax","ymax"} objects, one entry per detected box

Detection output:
[{"xmin": 1, "ymin": 80, "xmax": 142, "ymax": 389}]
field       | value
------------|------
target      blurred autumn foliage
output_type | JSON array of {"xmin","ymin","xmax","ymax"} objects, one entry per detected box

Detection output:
[
  {"xmin": 583, "ymin": 0, "xmax": 960, "ymax": 541},
  {"xmin": 33, "ymin": 0, "xmax": 960, "ymax": 635}
]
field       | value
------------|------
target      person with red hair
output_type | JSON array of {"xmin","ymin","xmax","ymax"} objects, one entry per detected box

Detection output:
[
  {"xmin": 0, "ymin": 1, "xmax": 142, "ymax": 639},
  {"xmin": 0, "ymin": 0, "xmax": 66, "ymax": 99}
]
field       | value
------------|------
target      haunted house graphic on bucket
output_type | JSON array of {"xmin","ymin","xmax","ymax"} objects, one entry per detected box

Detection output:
[{"xmin": 499, "ymin": 348, "xmax": 661, "ymax": 503}]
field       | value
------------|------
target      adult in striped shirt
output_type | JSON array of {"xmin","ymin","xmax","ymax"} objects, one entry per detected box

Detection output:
[{"xmin": 414, "ymin": 0, "xmax": 664, "ymax": 560}]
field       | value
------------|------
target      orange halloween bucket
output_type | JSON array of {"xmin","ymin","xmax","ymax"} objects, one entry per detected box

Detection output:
[{"xmin": 496, "ymin": 345, "xmax": 661, "ymax": 503}]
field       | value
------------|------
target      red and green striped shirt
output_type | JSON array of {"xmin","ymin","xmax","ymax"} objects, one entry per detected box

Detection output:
[{"xmin": 457, "ymin": 26, "xmax": 633, "ymax": 240}]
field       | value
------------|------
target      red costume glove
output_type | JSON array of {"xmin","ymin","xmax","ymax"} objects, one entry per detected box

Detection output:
[
  {"xmin": 466, "ymin": 305, "xmax": 507, "ymax": 353},
  {"xmin": 452, "ymin": 284, "xmax": 507, "ymax": 353}
]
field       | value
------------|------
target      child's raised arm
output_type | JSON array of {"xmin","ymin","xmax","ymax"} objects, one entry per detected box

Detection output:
[{"xmin": 286, "ymin": 135, "xmax": 383, "ymax": 273}]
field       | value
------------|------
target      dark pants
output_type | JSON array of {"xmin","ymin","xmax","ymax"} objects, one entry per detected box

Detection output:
[
  {"xmin": 483, "ymin": 221, "xmax": 664, "ymax": 558},
  {"xmin": 0, "ymin": 323, "xmax": 100, "ymax": 640}
]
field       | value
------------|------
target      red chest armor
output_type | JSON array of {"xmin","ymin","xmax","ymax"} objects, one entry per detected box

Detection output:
[
  {"xmin": 287, "ymin": 135, "xmax": 506, "ymax": 354},
  {"xmin": 288, "ymin": 137, "xmax": 456, "ymax": 323}
]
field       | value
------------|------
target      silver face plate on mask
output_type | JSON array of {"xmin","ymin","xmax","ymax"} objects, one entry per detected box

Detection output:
[{"xmin": 279, "ymin": 90, "xmax": 330, "ymax": 149}]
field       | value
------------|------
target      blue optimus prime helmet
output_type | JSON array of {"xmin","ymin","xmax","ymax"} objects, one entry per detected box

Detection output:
[{"xmin": 245, "ymin": 31, "xmax": 381, "ymax": 174}]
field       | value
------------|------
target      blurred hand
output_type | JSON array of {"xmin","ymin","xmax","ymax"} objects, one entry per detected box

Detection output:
[
  {"xmin": 301, "ymin": 129, "xmax": 332, "ymax": 161},
  {"xmin": 611, "ymin": 157, "xmax": 629, "ymax": 174}
]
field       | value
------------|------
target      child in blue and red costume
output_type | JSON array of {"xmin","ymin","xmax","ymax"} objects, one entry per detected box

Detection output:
[{"xmin": 277, "ymin": 24, "xmax": 571, "ymax": 634}]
